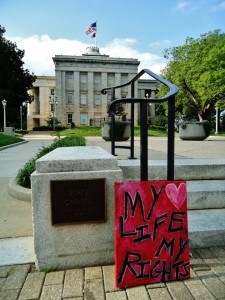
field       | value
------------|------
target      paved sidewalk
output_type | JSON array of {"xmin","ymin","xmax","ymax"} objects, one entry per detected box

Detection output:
[
  {"xmin": 1, "ymin": 247, "xmax": 225, "ymax": 299},
  {"xmin": 1, "ymin": 132, "xmax": 225, "ymax": 299},
  {"xmin": 86, "ymin": 134, "xmax": 225, "ymax": 160}
]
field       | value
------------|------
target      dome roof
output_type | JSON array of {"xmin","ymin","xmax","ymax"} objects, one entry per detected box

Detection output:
[{"xmin": 85, "ymin": 46, "xmax": 101, "ymax": 55}]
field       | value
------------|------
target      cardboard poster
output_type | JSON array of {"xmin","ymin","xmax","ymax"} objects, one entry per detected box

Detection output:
[{"xmin": 115, "ymin": 181, "xmax": 190, "ymax": 288}]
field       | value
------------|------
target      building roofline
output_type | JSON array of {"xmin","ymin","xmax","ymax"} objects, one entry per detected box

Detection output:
[
  {"xmin": 138, "ymin": 78, "xmax": 157, "ymax": 83},
  {"xmin": 52, "ymin": 55, "xmax": 140, "ymax": 66},
  {"xmin": 35, "ymin": 75, "xmax": 55, "ymax": 80}
]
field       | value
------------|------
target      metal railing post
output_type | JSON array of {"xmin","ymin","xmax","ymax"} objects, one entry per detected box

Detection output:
[
  {"xmin": 140, "ymin": 100, "xmax": 148, "ymax": 181},
  {"xmin": 167, "ymin": 96, "xmax": 175, "ymax": 180},
  {"xmin": 111, "ymin": 88, "xmax": 116, "ymax": 156},
  {"xmin": 129, "ymin": 81, "xmax": 135, "ymax": 159},
  {"xmin": 102, "ymin": 68, "xmax": 179, "ymax": 182}
]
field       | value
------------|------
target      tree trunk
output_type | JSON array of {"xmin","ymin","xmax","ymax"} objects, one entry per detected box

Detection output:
[
  {"xmin": 183, "ymin": 79, "xmax": 204, "ymax": 121},
  {"xmin": 198, "ymin": 114, "xmax": 204, "ymax": 122}
]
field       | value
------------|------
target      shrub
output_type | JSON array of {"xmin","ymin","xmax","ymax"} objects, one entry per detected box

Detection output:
[
  {"xmin": 33, "ymin": 125, "xmax": 68, "ymax": 131},
  {"xmin": 33, "ymin": 126, "xmax": 53, "ymax": 131},
  {"xmin": 202, "ymin": 120, "xmax": 212, "ymax": 137},
  {"xmin": 154, "ymin": 115, "xmax": 168, "ymax": 128},
  {"xmin": 16, "ymin": 158, "xmax": 36, "ymax": 188},
  {"xmin": 16, "ymin": 136, "xmax": 86, "ymax": 189},
  {"xmin": 15, "ymin": 130, "xmax": 29, "ymax": 135}
]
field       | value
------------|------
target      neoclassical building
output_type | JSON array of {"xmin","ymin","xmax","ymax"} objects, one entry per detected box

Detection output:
[
  {"xmin": 27, "ymin": 76, "xmax": 55, "ymax": 130},
  {"xmin": 27, "ymin": 47, "xmax": 157, "ymax": 130}
]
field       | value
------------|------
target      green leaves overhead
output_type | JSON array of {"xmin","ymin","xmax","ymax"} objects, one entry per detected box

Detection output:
[
  {"xmin": 161, "ymin": 30, "xmax": 225, "ymax": 121},
  {"xmin": 0, "ymin": 25, "xmax": 36, "ymax": 126}
]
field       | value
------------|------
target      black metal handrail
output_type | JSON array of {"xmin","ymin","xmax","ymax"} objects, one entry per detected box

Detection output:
[{"xmin": 101, "ymin": 68, "xmax": 179, "ymax": 181}]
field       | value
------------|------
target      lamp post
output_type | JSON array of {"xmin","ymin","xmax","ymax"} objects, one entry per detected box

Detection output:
[
  {"xmin": 215, "ymin": 107, "xmax": 219, "ymax": 134},
  {"xmin": 49, "ymin": 92, "xmax": 58, "ymax": 131},
  {"xmin": 145, "ymin": 93, "xmax": 151, "ymax": 123},
  {"xmin": 2, "ymin": 99, "xmax": 7, "ymax": 130},
  {"xmin": 20, "ymin": 101, "xmax": 28, "ymax": 131},
  {"xmin": 20, "ymin": 106, "xmax": 23, "ymax": 130}
]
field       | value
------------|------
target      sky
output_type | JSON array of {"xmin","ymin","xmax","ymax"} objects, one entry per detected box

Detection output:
[{"xmin": 0, "ymin": 0, "xmax": 225, "ymax": 76}]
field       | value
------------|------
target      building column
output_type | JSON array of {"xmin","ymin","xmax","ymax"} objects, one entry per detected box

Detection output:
[
  {"xmin": 55, "ymin": 70, "xmax": 64, "ymax": 126},
  {"xmin": 115, "ymin": 73, "xmax": 121, "ymax": 99},
  {"xmin": 39, "ymin": 87, "xmax": 49, "ymax": 126},
  {"xmin": 74, "ymin": 71, "xmax": 80, "ymax": 126}
]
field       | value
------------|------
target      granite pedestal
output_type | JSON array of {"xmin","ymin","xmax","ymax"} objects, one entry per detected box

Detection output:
[{"xmin": 31, "ymin": 146, "xmax": 123, "ymax": 270}]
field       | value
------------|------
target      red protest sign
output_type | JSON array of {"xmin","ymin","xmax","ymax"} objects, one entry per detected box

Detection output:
[{"xmin": 115, "ymin": 181, "xmax": 190, "ymax": 288}]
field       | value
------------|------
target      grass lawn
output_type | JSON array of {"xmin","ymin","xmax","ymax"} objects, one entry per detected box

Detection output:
[
  {"xmin": 51, "ymin": 126, "xmax": 168, "ymax": 137},
  {"xmin": 15, "ymin": 130, "xmax": 29, "ymax": 137},
  {"xmin": 52, "ymin": 126, "xmax": 102, "ymax": 137},
  {"xmin": 212, "ymin": 132, "xmax": 225, "ymax": 136},
  {"xmin": 0, "ymin": 133, "xmax": 24, "ymax": 147}
]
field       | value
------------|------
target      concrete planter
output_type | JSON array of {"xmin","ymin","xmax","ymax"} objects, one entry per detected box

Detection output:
[
  {"xmin": 8, "ymin": 178, "xmax": 31, "ymax": 202},
  {"xmin": 179, "ymin": 121, "xmax": 211, "ymax": 141},
  {"xmin": 102, "ymin": 121, "xmax": 131, "ymax": 141}
]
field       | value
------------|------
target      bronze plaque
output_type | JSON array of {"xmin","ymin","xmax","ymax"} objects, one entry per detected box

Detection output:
[{"xmin": 51, "ymin": 179, "xmax": 106, "ymax": 225}]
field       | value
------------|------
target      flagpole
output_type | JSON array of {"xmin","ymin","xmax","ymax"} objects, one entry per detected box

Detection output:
[{"xmin": 86, "ymin": 21, "xmax": 97, "ymax": 48}]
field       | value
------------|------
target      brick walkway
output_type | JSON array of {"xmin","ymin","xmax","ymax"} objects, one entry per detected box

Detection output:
[{"xmin": 1, "ymin": 247, "xmax": 225, "ymax": 299}]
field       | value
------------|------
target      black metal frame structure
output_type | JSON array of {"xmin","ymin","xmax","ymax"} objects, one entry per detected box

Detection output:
[{"xmin": 101, "ymin": 68, "xmax": 179, "ymax": 182}]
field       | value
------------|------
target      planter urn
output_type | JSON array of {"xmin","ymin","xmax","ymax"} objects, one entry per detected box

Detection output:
[
  {"xmin": 179, "ymin": 121, "xmax": 211, "ymax": 141},
  {"xmin": 102, "ymin": 121, "xmax": 131, "ymax": 141}
]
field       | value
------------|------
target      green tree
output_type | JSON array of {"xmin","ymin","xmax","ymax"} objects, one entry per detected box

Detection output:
[
  {"xmin": 0, "ymin": 25, "xmax": 36, "ymax": 128},
  {"xmin": 159, "ymin": 30, "xmax": 225, "ymax": 121}
]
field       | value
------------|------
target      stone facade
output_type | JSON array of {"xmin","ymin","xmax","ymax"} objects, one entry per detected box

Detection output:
[
  {"xmin": 27, "ymin": 76, "xmax": 55, "ymax": 130},
  {"xmin": 27, "ymin": 47, "xmax": 157, "ymax": 130}
]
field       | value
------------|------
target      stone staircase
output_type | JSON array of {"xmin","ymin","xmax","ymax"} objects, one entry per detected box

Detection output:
[{"xmin": 118, "ymin": 158, "xmax": 225, "ymax": 248}]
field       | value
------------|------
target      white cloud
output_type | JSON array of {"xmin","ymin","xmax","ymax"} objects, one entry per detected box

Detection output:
[
  {"xmin": 8, "ymin": 35, "xmax": 166, "ymax": 76},
  {"xmin": 102, "ymin": 38, "xmax": 166, "ymax": 75},
  {"xmin": 174, "ymin": 1, "xmax": 189, "ymax": 10},
  {"xmin": 211, "ymin": 1, "xmax": 225, "ymax": 11},
  {"xmin": 220, "ymin": 1, "xmax": 225, "ymax": 9},
  {"xmin": 10, "ymin": 34, "xmax": 89, "ymax": 75},
  {"xmin": 174, "ymin": 0, "xmax": 225, "ymax": 13},
  {"xmin": 149, "ymin": 40, "xmax": 172, "ymax": 48}
]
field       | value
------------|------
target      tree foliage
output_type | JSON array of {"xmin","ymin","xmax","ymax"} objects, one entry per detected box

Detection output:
[
  {"xmin": 159, "ymin": 30, "xmax": 225, "ymax": 121},
  {"xmin": 0, "ymin": 25, "xmax": 36, "ymax": 127}
]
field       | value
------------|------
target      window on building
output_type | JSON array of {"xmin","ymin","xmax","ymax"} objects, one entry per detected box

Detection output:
[
  {"xmin": 121, "ymin": 73, "xmax": 128, "ymax": 84},
  {"xmin": 80, "ymin": 72, "xmax": 87, "ymax": 83},
  {"xmin": 80, "ymin": 93, "xmax": 88, "ymax": 106},
  {"xmin": 66, "ymin": 93, "xmax": 74, "ymax": 105},
  {"xmin": 94, "ymin": 93, "xmax": 101, "ymax": 107},
  {"xmin": 94, "ymin": 73, "xmax": 101, "ymax": 84},
  {"xmin": 80, "ymin": 113, "xmax": 88, "ymax": 125},
  {"xmin": 107, "ymin": 73, "xmax": 115, "ymax": 85},
  {"xmin": 65, "ymin": 72, "xmax": 73, "ymax": 83},
  {"xmin": 67, "ymin": 113, "xmax": 73, "ymax": 124}
]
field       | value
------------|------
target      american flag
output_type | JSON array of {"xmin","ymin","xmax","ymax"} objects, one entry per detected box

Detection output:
[{"xmin": 86, "ymin": 22, "xmax": 97, "ymax": 35}]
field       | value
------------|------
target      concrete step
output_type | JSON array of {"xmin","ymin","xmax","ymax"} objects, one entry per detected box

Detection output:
[
  {"xmin": 187, "ymin": 180, "xmax": 225, "ymax": 210},
  {"xmin": 188, "ymin": 208, "xmax": 225, "ymax": 248},
  {"xmin": 1, "ymin": 210, "xmax": 224, "ymax": 265},
  {"xmin": 119, "ymin": 158, "xmax": 225, "ymax": 181},
  {"xmin": 0, "ymin": 236, "xmax": 35, "ymax": 266}
]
